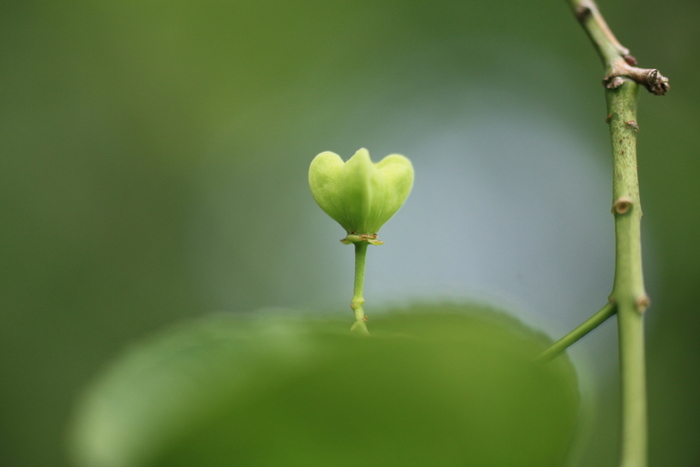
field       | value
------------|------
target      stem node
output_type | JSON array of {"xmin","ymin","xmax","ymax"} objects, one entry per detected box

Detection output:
[
  {"xmin": 625, "ymin": 120, "xmax": 640, "ymax": 132},
  {"xmin": 575, "ymin": 5, "xmax": 592, "ymax": 21},
  {"xmin": 605, "ymin": 76, "xmax": 626, "ymax": 89},
  {"xmin": 612, "ymin": 197, "xmax": 634, "ymax": 215},
  {"xmin": 635, "ymin": 294, "xmax": 651, "ymax": 313}
]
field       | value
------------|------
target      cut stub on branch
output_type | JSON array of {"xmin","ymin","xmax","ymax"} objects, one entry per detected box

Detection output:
[
  {"xmin": 573, "ymin": 0, "xmax": 669, "ymax": 96},
  {"xmin": 604, "ymin": 61, "xmax": 670, "ymax": 95},
  {"xmin": 640, "ymin": 69, "xmax": 670, "ymax": 95}
]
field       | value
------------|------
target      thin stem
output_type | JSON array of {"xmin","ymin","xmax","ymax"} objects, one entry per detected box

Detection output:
[
  {"xmin": 538, "ymin": 302, "xmax": 616, "ymax": 362},
  {"xmin": 564, "ymin": 1, "xmax": 660, "ymax": 465},
  {"xmin": 570, "ymin": 0, "xmax": 629, "ymax": 70},
  {"xmin": 607, "ymin": 82, "xmax": 649, "ymax": 467},
  {"xmin": 349, "ymin": 241, "xmax": 369, "ymax": 335}
]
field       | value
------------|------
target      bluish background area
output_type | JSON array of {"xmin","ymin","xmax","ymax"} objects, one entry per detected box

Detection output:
[{"xmin": 2, "ymin": 1, "xmax": 699, "ymax": 465}]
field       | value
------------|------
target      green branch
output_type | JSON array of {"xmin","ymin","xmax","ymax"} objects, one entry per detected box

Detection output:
[
  {"xmin": 569, "ymin": 0, "xmax": 669, "ymax": 95},
  {"xmin": 606, "ymin": 80, "xmax": 650, "ymax": 467},
  {"xmin": 537, "ymin": 302, "xmax": 616, "ymax": 362},
  {"xmin": 552, "ymin": 1, "xmax": 667, "ymax": 465}
]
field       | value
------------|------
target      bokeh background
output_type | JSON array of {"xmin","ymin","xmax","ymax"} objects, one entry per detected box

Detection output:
[{"xmin": 1, "ymin": 0, "xmax": 698, "ymax": 465}]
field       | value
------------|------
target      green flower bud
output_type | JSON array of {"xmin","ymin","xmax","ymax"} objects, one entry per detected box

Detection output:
[{"xmin": 309, "ymin": 148, "xmax": 414, "ymax": 244}]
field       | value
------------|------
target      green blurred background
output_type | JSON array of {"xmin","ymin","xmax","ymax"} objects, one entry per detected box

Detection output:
[{"xmin": 1, "ymin": 1, "xmax": 698, "ymax": 465}]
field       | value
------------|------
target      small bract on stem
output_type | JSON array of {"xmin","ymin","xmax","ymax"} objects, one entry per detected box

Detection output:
[{"xmin": 309, "ymin": 148, "xmax": 414, "ymax": 333}]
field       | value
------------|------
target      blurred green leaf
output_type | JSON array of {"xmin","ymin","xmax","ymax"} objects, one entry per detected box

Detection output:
[{"xmin": 69, "ymin": 304, "xmax": 578, "ymax": 467}]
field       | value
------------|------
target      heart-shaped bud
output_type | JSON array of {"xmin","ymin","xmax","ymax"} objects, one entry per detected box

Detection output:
[{"xmin": 309, "ymin": 148, "xmax": 414, "ymax": 244}]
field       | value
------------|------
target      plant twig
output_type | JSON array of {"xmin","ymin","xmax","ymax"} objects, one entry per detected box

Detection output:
[
  {"xmin": 537, "ymin": 302, "xmax": 616, "ymax": 362},
  {"xmin": 561, "ymin": 1, "xmax": 664, "ymax": 465},
  {"xmin": 572, "ymin": 0, "xmax": 669, "ymax": 95},
  {"xmin": 606, "ymin": 80, "xmax": 650, "ymax": 467}
]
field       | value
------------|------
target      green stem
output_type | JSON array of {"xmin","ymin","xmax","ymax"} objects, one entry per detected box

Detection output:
[
  {"xmin": 568, "ymin": 0, "xmax": 629, "ymax": 72},
  {"xmin": 564, "ymin": 1, "xmax": 660, "ymax": 465},
  {"xmin": 349, "ymin": 241, "xmax": 369, "ymax": 335},
  {"xmin": 607, "ymin": 82, "xmax": 649, "ymax": 467},
  {"xmin": 537, "ymin": 302, "xmax": 616, "ymax": 362}
]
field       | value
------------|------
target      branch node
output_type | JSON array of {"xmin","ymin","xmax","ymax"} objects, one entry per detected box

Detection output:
[
  {"xmin": 609, "ymin": 65, "xmax": 670, "ymax": 95},
  {"xmin": 623, "ymin": 54, "xmax": 638, "ymax": 66},
  {"xmin": 612, "ymin": 197, "xmax": 634, "ymax": 215},
  {"xmin": 575, "ymin": 5, "xmax": 592, "ymax": 21},
  {"xmin": 605, "ymin": 75, "xmax": 625, "ymax": 89},
  {"xmin": 625, "ymin": 120, "xmax": 640, "ymax": 132},
  {"xmin": 635, "ymin": 294, "xmax": 650, "ymax": 313}
]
